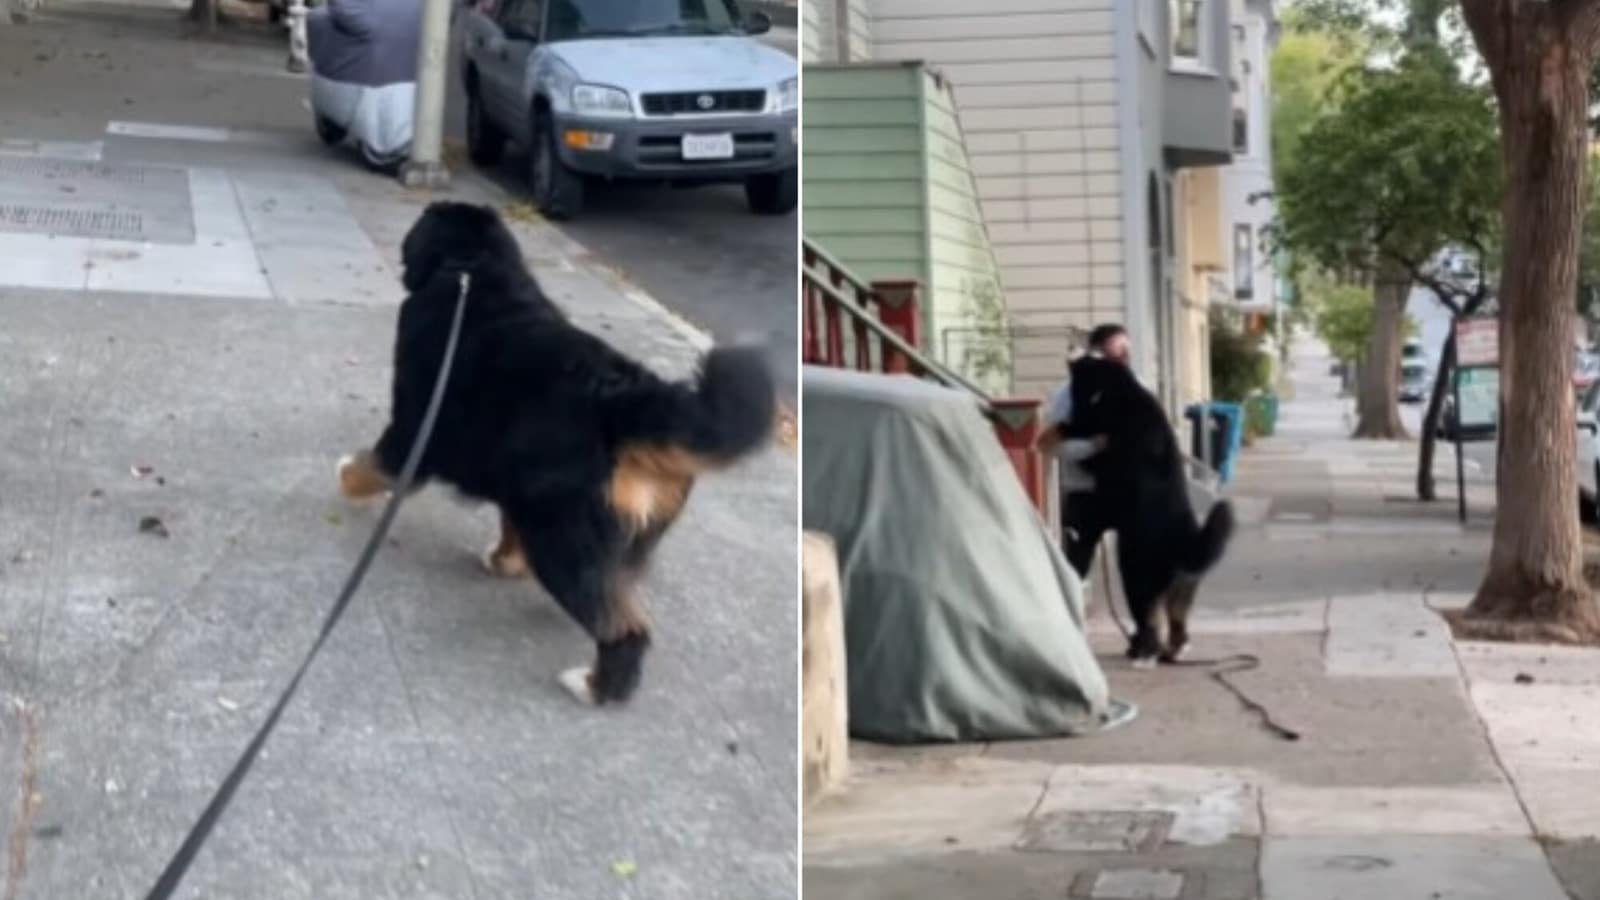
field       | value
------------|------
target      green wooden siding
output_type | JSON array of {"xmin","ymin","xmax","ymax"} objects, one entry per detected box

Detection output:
[
  {"xmin": 804, "ymin": 63, "xmax": 1011, "ymax": 391},
  {"xmin": 922, "ymin": 70, "xmax": 1010, "ymax": 393},
  {"xmin": 803, "ymin": 65, "xmax": 926, "ymax": 288}
]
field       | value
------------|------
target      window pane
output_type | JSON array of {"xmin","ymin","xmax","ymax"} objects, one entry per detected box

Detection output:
[
  {"xmin": 1232, "ymin": 108, "xmax": 1248, "ymax": 154},
  {"xmin": 1170, "ymin": 0, "xmax": 1201, "ymax": 60},
  {"xmin": 1234, "ymin": 224, "xmax": 1253, "ymax": 299}
]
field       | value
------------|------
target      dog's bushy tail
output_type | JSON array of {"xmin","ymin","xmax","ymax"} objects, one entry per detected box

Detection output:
[
  {"xmin": 613, "ymin": 344, "xmax": 776, "ymax": 468},
  {"xmin": 1183, "ymin": 500, "xmax": 1235, "ymax": 574}
]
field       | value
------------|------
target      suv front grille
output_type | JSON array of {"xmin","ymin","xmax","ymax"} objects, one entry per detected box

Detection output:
[
  {"xmin": 636, "ymin": 131, "xmax": 778, "ymax": 167},
  {"xmin": 641, "ymin": 90, "xmax": 766, "ymax": 116}
]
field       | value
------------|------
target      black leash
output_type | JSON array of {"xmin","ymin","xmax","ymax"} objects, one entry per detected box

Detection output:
[
  {"xmin": 142, "ymin": 272, "xmax": 471, "ymax": 900},
  {"xmin": 1097, "ymin": 553, "xmax": 1301, "ymax": 742}
]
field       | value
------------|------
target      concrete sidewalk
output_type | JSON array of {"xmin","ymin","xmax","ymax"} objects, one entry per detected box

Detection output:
[
  {"xmin": 0, "ymin": 10, "xmax": 796, "ymax": 899},
  {"xmin": 805, "ymin": 332, "xmax": 1600, "ymax": 899}
]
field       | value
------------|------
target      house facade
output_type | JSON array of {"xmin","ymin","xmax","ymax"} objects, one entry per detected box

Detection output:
[
  {"xmin": 802, "ymin": 61, "xmax": 1014, "ymax": 394},
  {"xmin": 1218, "ymin": 0, "xmax": 1280, "ymax": 319},
  {"xmin": 803, "ymin": 0, "xmax": 1238, "ymax": 414}
]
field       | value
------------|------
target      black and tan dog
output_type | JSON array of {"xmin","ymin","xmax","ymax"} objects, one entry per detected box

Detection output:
[
  {"xmin": 337, "ymin": 202, "xmax": 775, "ymax": 705},
  {"xmin": 1055, "ymin": 356, "xmax": 1234, "ymax": 666}
]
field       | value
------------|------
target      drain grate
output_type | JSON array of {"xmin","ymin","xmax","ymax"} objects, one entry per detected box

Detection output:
[
  {"xmin": 0, "ymin": 156, "xmax": 169, "ymax": 185},
  {"xmin": 0, "ymin": 156, "xmax": 194, "ymax": 244},
  {"xmin": 0, "ymin": 204, "xmax": 146, "ymax": 241}
]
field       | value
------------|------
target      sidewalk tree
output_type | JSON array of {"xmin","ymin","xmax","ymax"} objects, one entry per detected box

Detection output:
[
  {"xmin": 1455, "ymin": 0, "xmax": 1600, "ymax": 643},
  {"xmin": 1271, "ymin": 13, "xmax": 1368, "ymax": 177},
  {"xmin": 1274, "ymin": 50, "xmax": 1498, "ymax": 441}
]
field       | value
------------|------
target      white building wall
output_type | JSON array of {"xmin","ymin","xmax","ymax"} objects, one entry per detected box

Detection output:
[
  {"xmin": 863, "ymin": 0, "xmax": 1126, "ymax": 396},
  {"xmin": 803, "ymin": 0, "xmax": 875, "ymax": 63},
  {"xmin": 1218, "ymin": 0, "xmax": 1278, "ymax": 314}
]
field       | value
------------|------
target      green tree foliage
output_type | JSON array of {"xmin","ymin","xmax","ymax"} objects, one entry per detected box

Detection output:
[
  {"xmin": 1306, "ymin": 280, "xmax": 1377, "ymax": 365},
  {"xmin": 1209, "ymin": 311, "xmax": 1274, "ymax": 403},
  {"xmin": 1270, "ymin": 26, "xmax": 1366, "ymax": 178},
  {"xmin": 1582, "ymin": 161, "xmax": 1600, "ymax": 319},
  {"xmin": 1275, "ymin": 52, "xmax": 1499, "ymax": 278}
]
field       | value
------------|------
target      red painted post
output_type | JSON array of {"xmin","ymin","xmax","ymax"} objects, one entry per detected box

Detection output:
[
  {"xmin": 872, "ymin": 280, "xmax": 922, "ymax": 374},
  {"xmin": 990, "ymin": 398, "xmax": 1047, "ymax": 517},
  {"xmin": 824, "ymin": 301, "xmax": 845, "ymax": 367},
  {"xmin": 802, "ymin": 280, "xmax": 818, "ymax": 364}
]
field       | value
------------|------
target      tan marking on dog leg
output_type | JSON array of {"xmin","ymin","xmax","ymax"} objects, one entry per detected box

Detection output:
[
  {"xmin": 597, "ymin": 578, "xmax": 651, "ymax": 643},
  {"xmin": 481, "ymin": 509, "xmax": 530, "ymax": 577},
  {"xmin": 337, "ymin": 449, "xmax": 391, "ymax": 501}
]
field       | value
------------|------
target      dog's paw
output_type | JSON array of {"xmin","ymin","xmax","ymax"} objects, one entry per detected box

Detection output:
[
  {"xmin": 1130, "ymin": 656, "xmax": 1159, "ymax": 671},
  {"xmin": 1159, "ymin": 643, "xmax": 1188, "ymax": 664},
  {"xmin": 480, "ymin": 544, "xmax": 530, "ymax": 578},
  {"xmin": 337, "ymin": 452, "xmax": 389, "ymax": 503},
  {"xmin": 558, "ymin": 667, "xmax": 598, "ymax": 706}
]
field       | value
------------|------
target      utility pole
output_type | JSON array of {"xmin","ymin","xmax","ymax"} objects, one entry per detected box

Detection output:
[{"xmin": 401, "ymin": 0, "xmax": 453, "ymax": 188}]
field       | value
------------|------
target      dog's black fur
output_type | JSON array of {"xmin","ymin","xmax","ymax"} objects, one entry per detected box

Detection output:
[
  {"xmin": 346, "ymin": 202, "xmax": 775, "ymax": 704},
  {"xmin": 1057, "ymin": 356, "xmax": 1234, "ymax": 664}
]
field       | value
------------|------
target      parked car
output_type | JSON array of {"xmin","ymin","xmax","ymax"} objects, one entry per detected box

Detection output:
[
  {"xmin": 1580, "ymin": 381, "xmax": 1600, "ymax": 523},
  {"xmin": 457, "ymin": 0, "xmax": 798, "ymax": 220},
  {"xmin": 1398, "ymin": 360, "xmax": 1430, "ymax": 403},
  {"xmin": 1575, "ymin": 350, "xmax": 1600, "ymax": 393}
]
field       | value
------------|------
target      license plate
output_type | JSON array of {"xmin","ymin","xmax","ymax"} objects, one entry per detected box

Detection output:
[{"xmin": 681, "ymin": 133, "xmax": 734, "ymax": 160}]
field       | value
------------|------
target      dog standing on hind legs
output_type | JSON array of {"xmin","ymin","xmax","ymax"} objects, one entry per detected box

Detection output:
[
  {"xmin": 336, "ymin": 201, "xmax": 776, "ymax": 706},
  {"xmin": 1054, "ymin": 355, "xmax": 1234, "ymax": 667}
]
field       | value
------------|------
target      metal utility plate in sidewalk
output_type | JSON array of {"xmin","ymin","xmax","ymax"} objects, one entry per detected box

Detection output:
[{"xmin": 0, "ymin": 156, "xmax": 195, "ymax": 244}]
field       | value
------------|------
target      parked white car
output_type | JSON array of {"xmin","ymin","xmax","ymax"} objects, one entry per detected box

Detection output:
[{"xmin": 1579, "ymin": 381, "xmax": 1600, "ymax": 522}]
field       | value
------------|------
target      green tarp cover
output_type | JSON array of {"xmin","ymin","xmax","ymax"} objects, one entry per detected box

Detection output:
[{"xmin": 801, "ymin": 366, "xmax": 1131, "ymax": 743}]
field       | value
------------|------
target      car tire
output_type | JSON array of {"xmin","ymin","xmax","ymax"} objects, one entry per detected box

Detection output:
[
  {"xmin": 745, "ymin": 168, "xmax": 797, "ymax": 216},
  {"xmin": 530, "ymin": 113, "xmax": 584, "ymax": 221},
  {"xmin": 314, "ymin": 115, "xmax": 346, "ymax": 147},
  {"xmin": 465, "ymin": 86, "xmax": 506, "ymax": 167}
]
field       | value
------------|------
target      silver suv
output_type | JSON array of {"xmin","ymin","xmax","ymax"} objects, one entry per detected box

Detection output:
[{"xmin": 457, "ymin": 0, "xmax": 798, "ymax": 220}]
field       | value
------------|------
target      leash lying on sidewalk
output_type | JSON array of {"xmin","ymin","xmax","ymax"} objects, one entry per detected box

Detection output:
[
  {"xmin": 142, "ymin": 272, "xmax": 471, "ymax": 900},
  {"xmin": 1099, "ymin": 560, "xmax": 1301, "ymax": 743}
]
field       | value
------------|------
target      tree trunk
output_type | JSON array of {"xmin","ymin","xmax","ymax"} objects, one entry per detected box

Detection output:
[
  {"xmin": 1352, "ymin": 261, "xmax": 1409, "ymax": 438},
  {"xmin": 1459, "ymin": 1, "xmax": 1600, "ymax": 641},
  {"xmin": 1417, "ymin": 325, "xmax": 1456, "ymax": 501}
]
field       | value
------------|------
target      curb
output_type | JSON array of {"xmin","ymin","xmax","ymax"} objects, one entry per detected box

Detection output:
[{"xmin": 452, "ymin": 167, "xmax": 716, "ymax": 353}]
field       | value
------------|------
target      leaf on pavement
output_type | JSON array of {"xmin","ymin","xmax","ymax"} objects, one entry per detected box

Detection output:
[{"xmin": 611, "ymin": 859, "xmax": 638, "ymax": 879}]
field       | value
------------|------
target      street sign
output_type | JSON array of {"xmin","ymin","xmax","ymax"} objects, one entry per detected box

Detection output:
[
  {"xmin": 1455, "ymin": 367, "xmax": 1499, "ymax": 431},
  {"xmin": 1456, "ymin": 317, "xmax": 1498, "ymax": 367}
]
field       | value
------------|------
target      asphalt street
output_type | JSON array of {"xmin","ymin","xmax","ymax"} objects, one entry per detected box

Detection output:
[{"xmin": 442, "ymin": 20, "xmax": 800, "ymax": 403}]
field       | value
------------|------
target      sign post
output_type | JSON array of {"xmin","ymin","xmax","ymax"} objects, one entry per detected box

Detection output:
[{"xmin": 1452, "ymin": 317, "xmax": 1499, "ymax": 523}]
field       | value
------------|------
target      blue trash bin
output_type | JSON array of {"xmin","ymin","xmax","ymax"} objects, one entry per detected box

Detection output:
[{"xmin": 1184, "ymin": 402, "xmax": 1244, "ymax": 485}]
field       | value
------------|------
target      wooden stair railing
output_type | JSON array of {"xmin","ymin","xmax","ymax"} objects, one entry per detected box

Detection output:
[{"xmin": 802, "ymin": 240, "xmax": 1050, "ymax": 520}]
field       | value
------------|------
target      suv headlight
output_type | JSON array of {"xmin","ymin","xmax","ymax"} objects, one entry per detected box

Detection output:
[
  {"xmin": 571, "ymin": 83, "xmax": 633, "ymax": 118},
  {"xmin": 769, "ymin": 76, "xmax": 797, "ymax": 113}
]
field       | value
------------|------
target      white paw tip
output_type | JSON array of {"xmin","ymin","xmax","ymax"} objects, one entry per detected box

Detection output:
[
  {"xmin": 558, "ymin": 667, "xmax": 597, "ymax": 706},
  {"xmin": 1131, "ymin": 656, "xmax": 1158, "ymax": 670}
]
